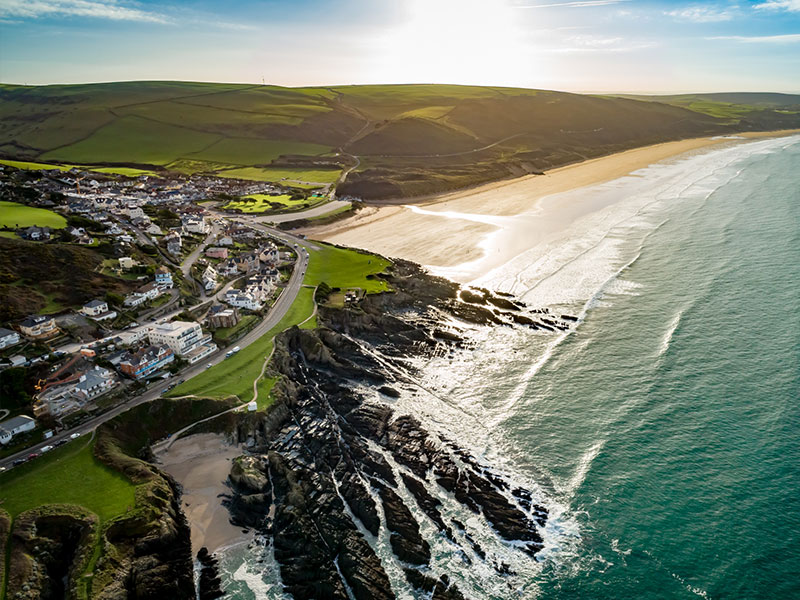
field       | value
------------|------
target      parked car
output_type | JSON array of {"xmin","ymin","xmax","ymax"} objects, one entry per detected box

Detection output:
[
  {"xmin": 26, "ymin": 453, "xmax": 40, "ymax": 461},
  {"xmin": 11, "ymin": 459, "xmax": 25, "ymax": 467},
  {"xmin": 206, "ymin": 363, "xmax": 213, "ymax": 370},
  {"xmin": 40, "ymin": 445, "xmax": 53, "ymax": 453},
  {"xmin": 70, "ymin": 432, "xmax": 82, "ymax": 440}
]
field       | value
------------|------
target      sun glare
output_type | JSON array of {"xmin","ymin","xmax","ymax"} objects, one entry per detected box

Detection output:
[{"xmin": 371, "ymin": 0, "xmax": 534, "ymax": 86}]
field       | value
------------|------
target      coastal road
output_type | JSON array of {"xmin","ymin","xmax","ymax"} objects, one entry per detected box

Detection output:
[{"xmin": 0, "ymin": 240, "xmax": 310, "ymax": 471}]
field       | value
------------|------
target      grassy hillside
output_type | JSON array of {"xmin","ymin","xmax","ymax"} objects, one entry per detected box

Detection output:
[{"xmin": 1, "ymin": 81, "xmax": 799, "ymax": 199}]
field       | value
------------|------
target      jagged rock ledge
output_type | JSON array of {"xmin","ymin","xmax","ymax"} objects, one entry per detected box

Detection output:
[{"xmin": 224, "ymin": 259, "xmax": 553, "ymax": 599}]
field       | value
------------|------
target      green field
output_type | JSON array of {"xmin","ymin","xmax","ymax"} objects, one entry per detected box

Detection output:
[
  {"xmin": 168, "ymin": 243, "xmax": 391, "ymax": 401},
  {"xmin": 187, "ymin": 138, "xmax": 329, "ymax": 166},
  {"xmin": 0, "ymin": 200, "xmax": 67, "ymax": 229},
  {"xmin": 217, "ymin": 166, "xmax": 342, "ymax": 184},
  {"xmin": 43, "ymin": 116, "xmax": 221, "ymax": 165},
  {"xmin": 223, "ymin": 194, "xmax": 306, "ymax": 213},
  {"xmin": 0, "ymin": 158, "xmax": 156, "ymax": 177},
  {"xmin": 4, "ymin": 81, "xmax": 799, "ymax": 199},
  {"xmin": 0, "ymin": 439, "xmax": 136, "ymax": 520}
]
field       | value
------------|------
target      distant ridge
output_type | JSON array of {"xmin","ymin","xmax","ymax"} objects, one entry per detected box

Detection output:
[{"xmin": 1, "ymin": 81, "xmax": 798, "ymax": 199}]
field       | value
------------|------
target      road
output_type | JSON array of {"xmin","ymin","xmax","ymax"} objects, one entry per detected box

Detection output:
[
  {"xmin": 0, "ymin": 239, "xmax": 310, "ymax": 471},
  {"xmin": 252, "ymin": 200, "xmax": 351, "ymax": 224}
]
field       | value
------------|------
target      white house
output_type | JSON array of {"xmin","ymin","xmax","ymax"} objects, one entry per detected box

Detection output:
[
  {"xmin": 0, "ymin": 415, "xmax": 36, "ymax": 445},
  {"xmin": 182, "ymin": 215, "xmax": 209, "ymax": 235},
  {"xmin": 124, "ymin": 282, "xmax": 161, "ymax": 307},
  {"xmin": 225, "ymin": 289, "xmax": 262, "ymax": 311},
  {"xmin": 73, "ymin": 366, "xmax": 118, "ymax": 401},
  {"xmin": 81, "ymin": 299, "xmax": 108, "ymax": 317},
  {"xmin": 202, "ymin": 265, "xmax": 218, "ymax": 291},
  {"xmin": 0, "ymin": 327, "xmax": 21, "ymax": 349},
  {"xmin": 154, "ymin": 266, "xmax": 173, "ymax": 290},
  {"xmin": 148, "ymin": 320, "xmax": 217, "ymax": 364}
]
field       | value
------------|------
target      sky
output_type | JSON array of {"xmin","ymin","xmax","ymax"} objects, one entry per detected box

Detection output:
[{"xmin": 0, "ymin": 0, "xmax": 799, "ymax": 93}]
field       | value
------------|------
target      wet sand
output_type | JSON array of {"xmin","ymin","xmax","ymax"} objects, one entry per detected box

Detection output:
[
  {"xmin": 156, "ymin": 433, "xmax": 246, "ymax": 555},
  {"xmin": 307, "ymin": 131, "xmax": 799, "ymax": 278}
]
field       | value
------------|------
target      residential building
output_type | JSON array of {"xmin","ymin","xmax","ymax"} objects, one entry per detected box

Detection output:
[
  {"xmin": 0, "ymin": 327, "xmax": 21, "ymax": 349},
  {"xmin": 81, "ymin": 299, "xmax": 109, "ymax": 317},
  {"xmin": 119, "ymin": 344, "xmax": 175, "ymax": 379},
  {"xmin": 218, "ymin": 258, "xmax": 239, "ymax": 278},
  {"xmin": 19, "ymin": 315, "xmax": 57, "ymax": 339},
  {"xmin": 148, "ymin": 320, "xmax": 215, "ymax": 359},
  {"xmin": 154, "ymin": 266, "xmax": 173, "ymax": 290},
  {"xmin": 205, "ymin": 247, "xmax": 228, "ymax": 259},
  {"xmin": 208, "ymin": 305, "xmax": 240, "ymax": 329},
  {"xmin": 0, "ymin": 415, "xmax": 36, "ymax": 445},
  {"xmin": 119, "ymin": 256, "xmax": 136, "ymax": 270},
  {"xmin": 165, "ymin": 231, "xmax": 182, "ymax": 255},
  {"xmin": 182, "ymin": 215, "xmax": 208, "ymax": 234},
  {"xmin": 217, "ymin": 236, "xmax": 234, "ymax": 246},
  {"xmin": 225, "ymin": 289, "xmax": 262, "ymax": 311},
  {"xmin": 124, "ymin": 281, "xmax": 161, "ymax": 307},
  {"xmin": 22, "ymin": 226, "xmax": 51, "ymax": 241},
  {"xmin": 146, "ymin": 223, "xmax": 163, "ymax": 235},
  {"xmin": 73, "ymin": 366, "xmax": 118, "ymax": 400},
  {"xmin": 202, "ymin": 265, "xmax": 218, "ymax": 291}
]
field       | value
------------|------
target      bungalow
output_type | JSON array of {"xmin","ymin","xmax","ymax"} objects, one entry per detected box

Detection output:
[
  {"xmin": 0, "ymin": 415, "xmax": 36, "ymax": 445},
  {"xmin": 217, "ymin": 236, "xmax": 234, "ymax": 246},
  {"xmin": 146, "ymin": 223, "xmax": 163, "ymax": 235},
  {"xmin": 19, "ymin": 315, "xmax": 57, "ymax": 339},
  {"xmin": 0, "ymin": 327, "xmax": 21, "ymax": 349},
  {"xmin": 124, "ymin": 281, "xmax": 161, "ymax": 307}
]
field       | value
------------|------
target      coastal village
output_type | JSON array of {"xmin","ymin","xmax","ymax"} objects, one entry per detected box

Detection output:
[{"xmin": 0, "ymin": 163, "xmax": 311, "ymax": 456}]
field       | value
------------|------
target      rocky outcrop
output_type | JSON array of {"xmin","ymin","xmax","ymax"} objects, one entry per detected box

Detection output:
[
  {"xmin": 197, "ymin": 547, "xmax": 224, "ymax": 600},
  {"xmin": 5, "ymin": 505, "xmax": 98, "ymax": 600},
  {"xmin": 216, "ymin": 260, "xmax": 552, "ymax": 600}
]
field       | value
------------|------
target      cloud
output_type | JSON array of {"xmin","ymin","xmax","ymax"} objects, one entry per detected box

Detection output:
[
  {"xmin": 0, "ymin": 0, "xmax": 169, "ymax": 23},
  {"xmin": 708, "ymin": 33, "xmax": 800, "ymax": 42},
  {"xmin": 665, "ymin": 6, "xmax": 737, "ymax": 22},
  {"xmin": 548, "ymin": 35, "xmax": 657, "ymax": 52},
  {"xmin": 753, "ymin": 0, "xmax": 800, "ymax": 11},
  {"xmin": 517, "ymin": 0, "xmax": 629, "ymax": 8}
]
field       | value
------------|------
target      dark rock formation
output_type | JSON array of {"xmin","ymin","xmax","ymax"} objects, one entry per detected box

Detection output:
[
  {"xmin": 197, "ymin": 547, "xmax": 224, "ymax": 600},
  {"xmin": 212, "ymin": 260, "xmax": 551, "ymax": 600}
]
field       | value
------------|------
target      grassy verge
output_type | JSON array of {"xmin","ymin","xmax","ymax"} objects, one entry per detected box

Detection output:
[
  {"xmin": 223, "ymin": 194, "xmax": 305, "ymax": 213},
  {"xmin": 213, "ymin": 313, "xmax": 258, "ymax": 345}
]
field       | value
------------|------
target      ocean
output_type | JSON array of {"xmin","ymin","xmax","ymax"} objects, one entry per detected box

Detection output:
[{"xmin": 218, "ymin": 134, "xmax": 800, "ymax": 598}]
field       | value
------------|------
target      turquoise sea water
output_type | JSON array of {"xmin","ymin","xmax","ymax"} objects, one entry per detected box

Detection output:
[
  {"xmin": 219, "ymin": 135, "xmax": 800, "ymax": 598},
  {"xmin": 477, "ymin": 136, "xmax": 800, "ymax": 599}
]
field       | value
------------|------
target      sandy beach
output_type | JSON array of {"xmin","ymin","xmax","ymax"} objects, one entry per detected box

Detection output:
[
  {"xmin": 156, "ymin": 433, "xmax": 246, "ymax": 555},
  {"xmin": 306, "ymin": 131, "xmax": 800, "ymax": 280}
]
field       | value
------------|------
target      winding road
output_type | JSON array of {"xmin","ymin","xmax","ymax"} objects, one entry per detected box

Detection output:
[{"xmin": 0, "ymin": 228, "xmax": 311, "ymax": 471}]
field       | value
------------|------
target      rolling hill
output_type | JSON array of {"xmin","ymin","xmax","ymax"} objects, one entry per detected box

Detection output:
[{"xmin": 1, "ymin": 82, "xmax": 798, "ymax": 199}]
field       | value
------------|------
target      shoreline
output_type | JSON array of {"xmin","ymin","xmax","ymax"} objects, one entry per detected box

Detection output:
[
  {"xmin": 305, "ymin": 130, "xmax": 800, "ymax": 279},
  {"xmin": 155, "ymin": 433, "xmax": 247, "ymax": 556}
]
